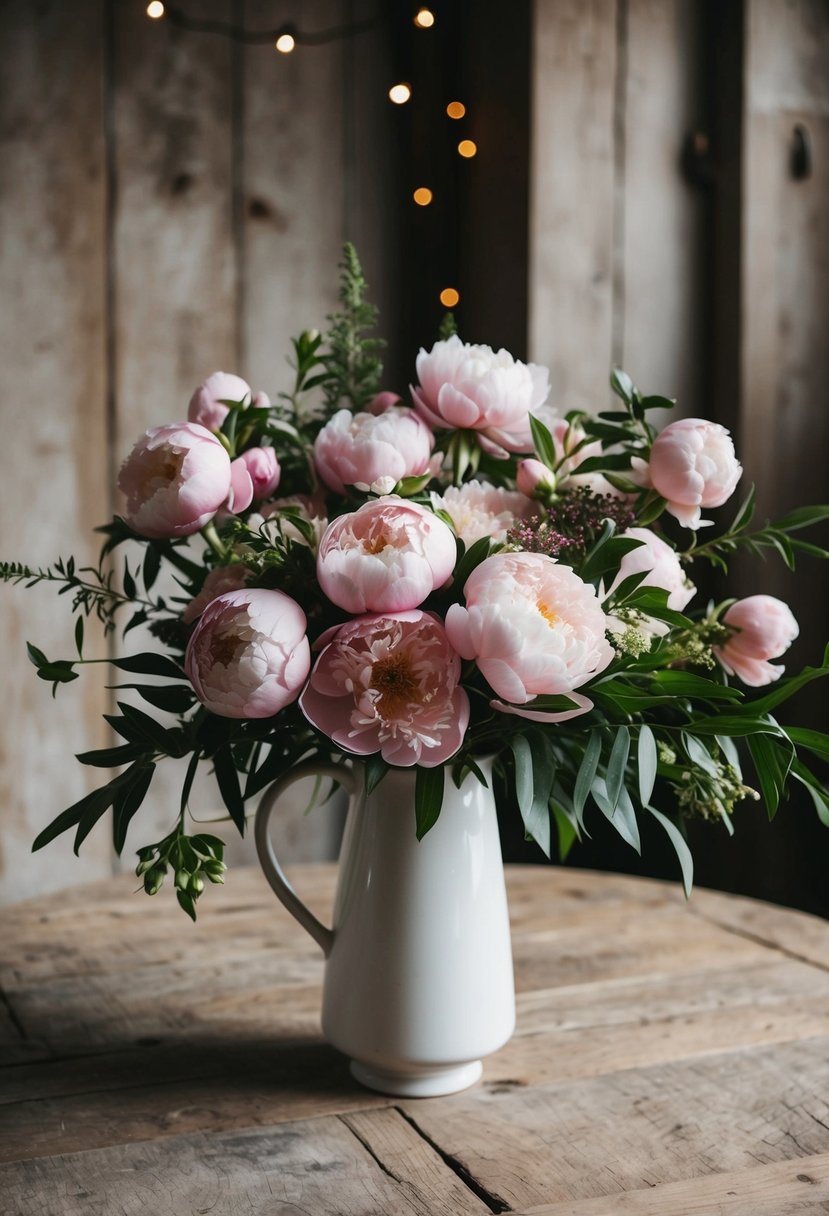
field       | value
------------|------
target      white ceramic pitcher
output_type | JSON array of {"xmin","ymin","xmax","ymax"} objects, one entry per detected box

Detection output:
[{"xmin": 254, "ymin": 757, "xmax": 515, "ymax": 1097}]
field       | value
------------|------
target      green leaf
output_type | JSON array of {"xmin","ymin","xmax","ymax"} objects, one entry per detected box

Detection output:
[
  {"xmin": 552, "ymin": 804, "xmax": 577, "ymax": 861},
  {"xmin": 180, "ymin": 749, "xmax": 201, "ymax": 817},
  {"xmin": 682, "ymin": 733, "xmax": 719, "ymax": 777},
  {"xmin": 791, "ymin": 760, "xmax": 829, "ymax": 828},
  {"xmin": 591, "ymin": 778, "xmax": 641, "ymax": 853},
  {"xmin": 729, "ymin": 485, "xmax": 756, "ymax": 533},
  {"xmin": 415, "ymin": 766, "xmax": 444, "ymax": 840},
  {"xmin": 112, "ymin": 762, "xmax": 156, "ymax": 855},
  {"xmin": 637, "ymin": 725, "xmax": 657, "ymax": 807},
  {"xmin": 176, "ymin": 888, "xmax": 197, "ymax": 921},
  {"xmin": 610, "ymin": 367, "xmax": 636, "ymax": 405},
  {"xmin": 26, "ymin": 642, "xmax": 49, "ymax": 669},
  {"xmin": 684, "ymin": 715, "xmax": 784, "ymax": 737},
  {"xmin": 111, "ymin": 653, "xmax": 186, "ymax": 680},
  {"xmin": 76, "ymin": 742, "xmax": 145, "ymax": 768},
  {"xmin": 654, "ymin": 671, "xmax": 741, "ymax": 701},
  {"xmin": 747, "ymin": 733, "xmax": 794, "ymax": 819},
  {"xmin": 573, "ymin": 731, "xmax": 602, "ymax": 825},
  {"xmin": 453, "ymin": 535, "xmax": 495, "ymax": 589},
  {"xmin": 510, "ymin": 731, "xmax": 555, "ymax": 858},
  {"xmin": 111, "ymin": 683, "xmax": 195, "ymax": 714},
  {"xmin": 364, "ymin": 753, "xmax": 389, "ymax": 796},
  {"xmin": 639, "ymin": 394, "xmax": 676, "ymax": 412},
  {"xmin": 529, "ymin": 414, "xmax": 558, "ymax": 471},
  {"xmin": 743, "ymin": 661, "xmax": 829, "ymax": 717},
  {"xmin": 74, "ymin": 616, "xmax": 84, "ymax": 659},
  {"xmin": 785, "ymin": 726, "xmax": 829, "ymax": 764},
  {"xmin": 646, "ymin": 806, "xmax": 693, "ymax": 897},
  {"xmin": 143, "ymin": 544, "xmax": 161, "ymax": 592},
  {"xmin": 774, "ymin": 504, "xmax": 829, "ymax": 533},
  {"xmin": 605, "ymin": 726, "xmax": 631, "ymax": 814},
  {"xmin": 212, "ymin": 746, "xmax": 246, "ymax": 834}
]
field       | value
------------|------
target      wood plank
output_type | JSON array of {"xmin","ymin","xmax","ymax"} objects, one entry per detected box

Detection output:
[
  {"xmin": 0, "ymin": 1, "xmax": 112, "ymax": 906},
  {"xmin": 620, "ymin": 0, "xmax": 707, "ymax": 413},
  {"xmin": 518, "ymin": 1152, "xmax": 829, "ymax": 1215},
  {"xmin": 691, "ymin": 885, "xmax": 829, "ymax": 972},
  {"xmin": 529, "ymin": 0, "xmax": 617, "ymax": 410},
  {"xmin": 0, "ymin": 1108, "xmax": 489, "ymax": 1216},
  {"xmin": 398, "ymin": 1037, "xmax": 829, "ymax": 1210}
]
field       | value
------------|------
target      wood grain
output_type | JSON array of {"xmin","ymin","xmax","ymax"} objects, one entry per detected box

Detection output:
[
  {"xmin": 529, "ymin": 0, "xmax": 617, "ymax": 410},
  {"xmin": 3, "ymin": 864, "xmax": 829, "ymax": 1216},
  {"xmin": 0, "ymin": 0, "xmax": 112, "ymax": 903}
]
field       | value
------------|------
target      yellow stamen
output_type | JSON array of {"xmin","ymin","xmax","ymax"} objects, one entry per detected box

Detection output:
[{"xmin": 537, "ymin": 600, "xmax": 559, "ymax": 627}]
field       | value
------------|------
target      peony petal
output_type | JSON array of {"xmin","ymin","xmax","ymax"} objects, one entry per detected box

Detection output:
[{"xmin": 491, "ymin": 691, "xmax": 593, "ymax": 723}]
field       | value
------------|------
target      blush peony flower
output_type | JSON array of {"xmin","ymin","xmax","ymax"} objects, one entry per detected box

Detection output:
[
  {"xmin": 187, "ymin": 372, "xmax": 252, "ymax": 432},
  {"xmin": 634, "ymin": 417, "xmax": 742, "ymax": 530},
  {"xmin": 446, "ymin": 551, "xmax": 614, "ymax": 720},
  {"xmin": 300, "ymin": 611, "xmax": 469, "ymax": 767},
  {"xmin": 313, "ymin": 407, "xmax": 434, "ymax": 495},
  {"xmin": 714, "ymin": 595, "xmax": 799, "ymax": 686},
  {"xmin": 366, "ymin": 390, "xmax": 402, "ymax": 415},
  {"xmin": 411, "ymin": 335, "xmax": 550, "ymax": 456},
  {"xmin": 317, "ymin": 498, "xmax": 456, "ymax": 614},
  {"xmin": 433, "ymin": 480, "xmax": 537, "ymax": 547},
  {"xmin": 516, "ymin": 459, "xmax": 557, "ymax": 501},
  {"xmin": 606, "ymin": 527, "xmax": 695, "ymax": 636},
  {"xmin": 182, "ymin": 565, "xmax": 250, "ymax": 625},
  {"xmin": 185, "ymin": 588, "xmax": 310, "ymax": 718},
  {"xmin": 118, "ymin": 422, "xmax": 232, "ymax": 539},
  {"xmin": 237, "ymin": 446, "xmax": 281, "ymax": 501}
]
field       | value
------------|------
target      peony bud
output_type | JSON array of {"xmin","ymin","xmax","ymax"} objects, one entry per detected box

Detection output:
[
  {"xmin": 516, "ymin": 458, "xmax": 557, "ymax": 501},
  {"xmin": 187, "ymin": 372, "xmax": 252, "ymax": 432},
  {"xmin": 714, "ymin": 595, "xmax": 799, "ymax": 686}
]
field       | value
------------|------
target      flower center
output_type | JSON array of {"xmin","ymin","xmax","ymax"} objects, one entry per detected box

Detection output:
[
  {"xmin": 209, "ymin": 629, "xmax": 246, "ymax": 668},
  {"xmin": 372, "ymin": 651, "xmax": 419, "ymax": 716},
  {"xmin": 362, "ymin": 532, "xmax": 390, "ymax": 555},
  {"xmin": 537, "ymin": 599, "xmax": 559, "ymax": 627}
]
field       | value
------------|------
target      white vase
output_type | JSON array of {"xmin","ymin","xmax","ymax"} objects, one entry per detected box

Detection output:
[{"xmin": 254, "ymin": 757, "xmax": 515, "ymax": 1098}]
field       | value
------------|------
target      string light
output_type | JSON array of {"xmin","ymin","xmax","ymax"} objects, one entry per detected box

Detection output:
[
  {"xmin": 275, "ymin": 31, "xmax": 295, "ymax": 53},
  {"xmin": 388, "ymin": 82, "xmax": 412, "ymax": 105},
  {"xmin": 146, "ymin": 0, "xmax": 165, "ymax": 17},
  {"xmin": 440, "ymin": 288, "xmax": 460, "ymax": 308},
  {"xmin": 413, "ymin": 187, "xmax": 433, "ymax": 206},
  {"xmin": 457, "ymin": 139, "xmax": 477, "ymax": 159},
  {"xmin": 446, "ymin": 101, "xmax": 466, "ymax": 119},
  {"xmin": 413, "ymin": 7, "xmax": 435, "ymax": 28}
]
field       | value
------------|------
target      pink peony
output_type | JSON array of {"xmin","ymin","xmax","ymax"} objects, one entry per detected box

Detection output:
[
  {"xmin": 300, "ymin": 611, "xmax": 469, "ymax": 767},
  {"xmin": 187, "ymin": 372, "xmax": 252, "ymax": 432},
  {"xmin": 446, "ymin": 552, "xmax": 614, "ymax": 720},
  {"xmin": 411, "ymin": 335, "xmax": 550, "ymax": 457},
  {"xmin": 714, "ymin": 595, "xmax": 799, "ymax": 686},
  {"xmin": 516, "ymin": 459, "xmax": 557, "ymax": 501},
  {"xmin": 433, "ymin": 480, "xmax": 536, "ymax": 547},
  {"xmin": 366, "ymin": 391, "xmax": 402, "ymax": 415},
  {"xmin": 118, "ymin": 422, "xmax": 231, "ymax": 539},
  {"xmin": 182, "ymin": 565, "xmax": 250, "ymax": 625},
  {"xmin": 606, "ymin": 527, "xmax": 695, "ymax": 635},
  {"xmin": 635, "ymin": 417, "xmax": 742, "ymax": 530},
  {"xmin": 317, "ymin": 498, "xmax": 456, "ymax": 614},
  {"xmin": 185, "ymin": 588, "xmax": 310, "ymax": 718},
  {"xmin": 237, "ymin": 446, "xmax": 281, "ymax": 501},
  {"xmin": 314, "ymin": 407, "xmax": 434, "ymax": 495}
]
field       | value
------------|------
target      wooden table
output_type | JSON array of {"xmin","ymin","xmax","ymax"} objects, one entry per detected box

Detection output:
[{"xmin": 2, "ymin": 865, "xmax": 829, "ymax": 1214}]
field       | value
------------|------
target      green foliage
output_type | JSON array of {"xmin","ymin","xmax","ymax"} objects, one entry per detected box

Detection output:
[
  {"xmin": 321, "ymin": 242, "xmax": 385, "ymax": 412},
  {"xmin": 136, "ymin": 828, "xmax": 227, "ymax": 921}
]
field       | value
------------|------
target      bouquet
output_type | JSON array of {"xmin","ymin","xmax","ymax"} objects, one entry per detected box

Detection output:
[{"xmin": 5, "ymin": 244, "xmax": 829, "ymax": 919}]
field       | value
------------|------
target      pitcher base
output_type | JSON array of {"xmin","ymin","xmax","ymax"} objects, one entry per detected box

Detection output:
[{"xmin": 349, "ymin": 1058, "xmax": 483, "ymax": 1098}]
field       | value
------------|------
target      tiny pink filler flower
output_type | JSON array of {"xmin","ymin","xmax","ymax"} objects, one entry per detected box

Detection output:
[
  {"xmin": 635, "ymin": 417, "xmax": 742, "ymax": 530},
  {"xmin": 300, "ymin": 611, "xmax": 470, "ymax": 767},
  {"xmin": 446, "ymin": 552, "xmax": 614, "ymax": 720},
  {"xmin": 185, "ymin": 588, "xmax": 311, "ymax": 718},
  {"xmin": 118, "ymin": 422, "xmax": 232, "ymax": 539},
  {"xmin": 314, "ymin": 407, "xmax": 434, "ymax": 494},
  {"xmin": 411, "ymin": 334, "xmax": 550, "ymax": 456},
  {"xmin": 317, "ymin": 498, "xmax": 456, "ymax": 614},
  {"xmin": 715, "ymin": 595, "xmax": 799, "ymax": 687}
]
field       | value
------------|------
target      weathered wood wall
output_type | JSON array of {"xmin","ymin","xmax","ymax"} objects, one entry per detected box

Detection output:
[{"xmin": 530, "ymin": 0, "xmax": 829, "ymax": 915}]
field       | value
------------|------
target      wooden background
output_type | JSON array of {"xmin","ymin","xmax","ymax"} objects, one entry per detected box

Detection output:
[{"xmin": 1, "ymin": 0, "xmax": 828, "ymax": 912}]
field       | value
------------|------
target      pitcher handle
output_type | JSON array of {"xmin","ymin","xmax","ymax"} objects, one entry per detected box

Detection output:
[{"xmin": 254, "ymin": 760, "xmax": 357, "ymax": 957}]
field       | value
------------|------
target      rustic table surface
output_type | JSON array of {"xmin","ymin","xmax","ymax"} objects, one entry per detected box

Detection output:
[{"xmin": 2, "ymin": 864, "xmax": 829, "ymax": 1215}]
